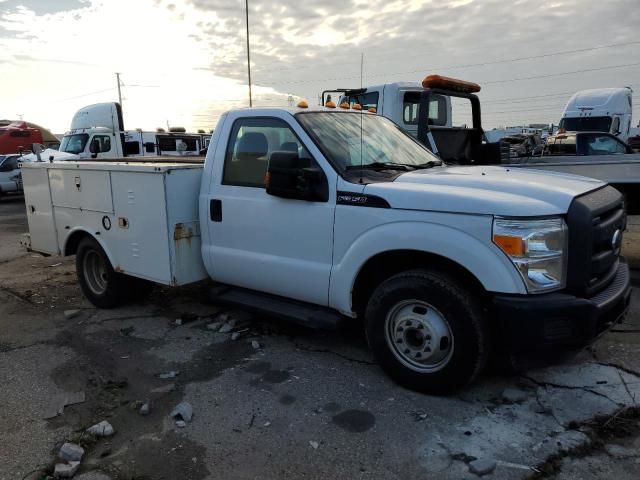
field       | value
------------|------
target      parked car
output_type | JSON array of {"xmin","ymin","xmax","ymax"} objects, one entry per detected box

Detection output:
[{"xmin": 0, "ymin": 154, "xmax": 24, "ymax": 197}]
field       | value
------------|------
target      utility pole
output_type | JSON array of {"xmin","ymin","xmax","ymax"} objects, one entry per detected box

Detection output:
[
  {"xmin": 115, "ymin": 72, "xmax": 123, "ymax": 107},
  {"xmin": 244, "ymin": 0, "xmax": 253, "ymax": 107}
]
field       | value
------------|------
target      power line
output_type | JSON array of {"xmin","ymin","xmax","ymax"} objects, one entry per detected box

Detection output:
[
  {"xmin": 264, "ymin": 59, "xmax": 640, "ymax": 86},
  {"xmin": 53, "ymin": 87, "xmax": 114, "ymax": 102},
  {"xmin": 483, "ymin": 62, "xmax": 640, "ymax": 85},
  {"xmin": 253, "ymin": 39, "xmax": 640, "ymax": 77}
]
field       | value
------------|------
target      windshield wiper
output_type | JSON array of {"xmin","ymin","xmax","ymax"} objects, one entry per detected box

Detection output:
[
  {"xmin": 406, "ymin": 160, "xmax": 442, "ymax": 169},
  {"xmin": 345, "ymin": 162, "xmax": 414, "ymax": 171}
]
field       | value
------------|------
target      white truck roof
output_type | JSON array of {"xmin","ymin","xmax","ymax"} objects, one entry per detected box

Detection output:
[{"xmin": 563, "ymin": 88, "xmax": 632, "ymax": 117}]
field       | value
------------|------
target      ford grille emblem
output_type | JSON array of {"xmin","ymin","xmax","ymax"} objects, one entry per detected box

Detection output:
[{"xmin": 611, "ymin": 229, "xmax": 622, "ymax": 255}]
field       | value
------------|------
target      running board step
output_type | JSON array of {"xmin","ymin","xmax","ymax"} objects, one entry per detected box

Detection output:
[{"xmin": 208, "ymin": 285, "xmax": 346, "ymax": 329}]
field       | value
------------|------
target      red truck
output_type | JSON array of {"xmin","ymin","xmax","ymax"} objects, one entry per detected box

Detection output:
[{"xmin": 0, "ymin": 122, "xmax": 44, "ymax": 155}]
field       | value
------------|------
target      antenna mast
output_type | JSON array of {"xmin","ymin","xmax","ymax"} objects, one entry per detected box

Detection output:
[
  {"xmin": 245, "ymin": 0, "xmax": 253, "ymax": 107},
  {"xmin": 115, "ymin": 72, "xmax": 123, "ymax": 107}
]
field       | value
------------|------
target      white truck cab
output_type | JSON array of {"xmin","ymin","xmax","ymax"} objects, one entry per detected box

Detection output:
[
  {"xmin": 21, "ymin": 104, "xmax": 632, "ymax": 395},
  {"xmin": 59, "ymin": 103, "xmax": 210, "ymax": 160},
  {"xmin": 326, "ymin": 82, "xmax": 452, "ymax": 138},
  {"xmin": 559, "ymin": 88, "xmax": 634, "ymax": 143}
]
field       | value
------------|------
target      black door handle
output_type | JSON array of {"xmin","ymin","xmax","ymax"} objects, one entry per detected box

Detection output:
[{"xmin": 210, "ymin": 199, "xmax": 222, "ymax": 222}]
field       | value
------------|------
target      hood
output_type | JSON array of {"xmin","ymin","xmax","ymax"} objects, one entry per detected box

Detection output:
[
  {"xmin": 19, "ymin": 149, "xmax": 80, "ymax": 163},
  {"xmin": 364, "ymin": 165, "xmax": 604, "ymax": 216}
]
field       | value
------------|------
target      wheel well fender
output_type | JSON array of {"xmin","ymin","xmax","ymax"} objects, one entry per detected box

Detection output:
[
  {"xmin": 63, "ymin": 229, "xmax": 117, "ymax": 268},
  {"xmin": 329, "ymin": 221, "xmax": 526, "ymax": 315},
  {"xmin": 351, "ymin": 250, "xmax": 491, "ymax": 317}
]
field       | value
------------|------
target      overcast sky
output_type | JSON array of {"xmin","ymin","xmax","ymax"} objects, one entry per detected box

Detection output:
[{"xmin": 1, "ymin": 0, "xmax": 639, "ymax": 133}]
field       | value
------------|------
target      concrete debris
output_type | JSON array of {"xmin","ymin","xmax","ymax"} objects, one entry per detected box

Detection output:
[
  {"xmin": 251, "ymin": 340, "xmax": 261, "ymax": 350},
  {"xmin": 158, "ymin": 370, "xmax": 179, "ymax": 379},
  {"xmin": 170, "ymin": 401, "xmax": 193, "ymax": 422},
  {"xmin": 63, "ymin": 309, "xmax": 81, "ymax": 320},
  {"xmin": 207, "ymin": 322, "xmax": 223, "ymax": 331},
  {"xmin": 87, "ymin": 420, "xmax": 115, "ymax": 437},
  {"xmin": 218, "ymin": 323, "xmax": 233, "ymax": 334},
  {"xmin": 231, "ymin": 332, "xmax": 241, "ymax": 341},
  {"xmin": 59, "ymin": 442, "xmax": 85, "ymax": 462},
  {"xmin": 309, "ymin": 441, "xmax": 319, "ymax": 449},
  {"xmin": 502, "ymin": 388, "xmax": 529, "ymax": 404},
  {"xmin": 605, "ymin": 444, "xmax": 639, "ymax": 458},
  {"xmin": 176, "ymin": 420, "xmax": 187, "ymax": 428},
  {"xmin": 139, "ymin": 401, "xmax": 151, "ymax": 416},
  {"xmin": 468, "ymin": 458, "xmax": 497, "ymax": 476},
  {"xmin": 150, "ymin": 383, "xmax": 176, "ymax": 394},
  {"xmin": 74, "ymin": 472, "xmax": 112, "ymax": 480},
  {"xmin": 54, "ymin": 461, "xmax": 81, "ymax": 478},
  {"xmin": 44, "ymin": 391, "xmax": 86, "ymax": 419}
]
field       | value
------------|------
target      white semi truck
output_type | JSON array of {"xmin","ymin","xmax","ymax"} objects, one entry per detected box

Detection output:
[
  {"xmin": 559, "ymin": 88, "xmax": 633, "ymax": 143},
  {"xmin": 58, "ymin": 103, "xmax": 211, "ymax": 160},
  {"xmin": 21, "ymin": 101, "xmax": 631, "ymax": 394}
]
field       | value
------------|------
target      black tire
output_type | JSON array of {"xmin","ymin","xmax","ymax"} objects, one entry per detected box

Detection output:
[
  {"xmin": 365, "ymin": 269, "xmax": 490, "ymax": 395},
  {"xmin": 76, "ymin": 237, "xmax": 126, "ymax": 308}
]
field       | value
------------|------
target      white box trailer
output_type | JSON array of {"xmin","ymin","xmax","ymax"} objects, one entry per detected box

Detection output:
[{"xmin": 21, "ymin": 161, "xmax": 207, "ymax": 286}]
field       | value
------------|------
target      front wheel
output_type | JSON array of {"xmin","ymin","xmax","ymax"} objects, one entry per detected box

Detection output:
[
  {"xmin": 365, "ymin": 269, "xmax": 490, "ymax": 395},
  {"xmin": 76, "ymin": 237, "xmax": 126, "ymax": 308}
]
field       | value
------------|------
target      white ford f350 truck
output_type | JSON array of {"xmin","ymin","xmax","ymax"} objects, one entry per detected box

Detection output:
[{"xmin": 21, "ymin": 103, "xmax": 631, "ymax": 394}]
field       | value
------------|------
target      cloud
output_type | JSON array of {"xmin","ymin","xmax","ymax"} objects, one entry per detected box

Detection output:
[
  {"xmin": 0, "ymin": 0, "xmax": 87, "ymax": 15},
  {"xmin": 0, "ymin": 0, "xmax": 638, "ymax": 131}
]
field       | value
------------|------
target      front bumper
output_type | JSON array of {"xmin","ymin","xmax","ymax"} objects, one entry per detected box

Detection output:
[{"xmin": 492, "ymin": 260, "xmax": 632, "ymax": 354}]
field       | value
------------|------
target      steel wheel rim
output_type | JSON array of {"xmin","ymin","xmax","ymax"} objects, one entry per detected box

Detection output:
[
  {"xmin": 384, "ymin": 299, "xmax": 454, "ymax": 373},
  {"xmin": 83, "ymin": 250, "xmax": 108, "ymax": 296}
]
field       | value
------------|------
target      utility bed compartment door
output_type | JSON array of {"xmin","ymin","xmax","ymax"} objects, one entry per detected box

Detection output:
[
  {"xmin": 22, "ymin": 166, "xmax": 59, "ymax": 255},
  {"xmin": 49, "ymin": 169, "xmax": 113, "ymax": 213},
  {"xmin": 110, "ymin": 171, "xmax": 172, "ymax": 283}
]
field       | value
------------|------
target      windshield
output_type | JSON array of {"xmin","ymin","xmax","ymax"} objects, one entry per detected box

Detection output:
[
  {"xmin": 296, "ymin": 112, "xmax": 441, "ymax": 171},
  {"xmin": 60, "ymin": 134, "xmax": 89, "ymax": 154},
  {"xmin": 559, "ymin": 116, "xmax": 612, "ymax": 133}
]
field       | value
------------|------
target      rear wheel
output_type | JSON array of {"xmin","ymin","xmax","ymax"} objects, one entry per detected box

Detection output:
[
  {"xmin": 76, "ymin": 237, "xmax": 126, "ymax": 308},
  {"xmin": 365, "ymin": 269, "xmax": 490, "ymax": 395}
]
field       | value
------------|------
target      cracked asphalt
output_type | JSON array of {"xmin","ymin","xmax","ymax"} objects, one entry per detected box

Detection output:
[{"xmin": 1, "ymin": 196, "xmax": 640, "ymax": 480}]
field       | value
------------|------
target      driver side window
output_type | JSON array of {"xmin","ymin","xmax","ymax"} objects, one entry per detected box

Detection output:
[{"xmin": 222, "ymin": 118, "xmax": 312, "ymax": 188}]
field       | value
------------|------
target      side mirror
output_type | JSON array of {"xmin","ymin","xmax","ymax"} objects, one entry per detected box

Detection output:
[
  {"xmin": 89, "ymin": 139, "xmax": 101, "ymax": 155},
  {"xmin": 265, "ymin": 151, "xmax": 327, "ymax": 202}
]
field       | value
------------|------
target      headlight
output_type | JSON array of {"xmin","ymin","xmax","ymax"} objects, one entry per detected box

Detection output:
[{"xmin": 493, "ymin": 217, "xmax": 567, "ymax": 293}]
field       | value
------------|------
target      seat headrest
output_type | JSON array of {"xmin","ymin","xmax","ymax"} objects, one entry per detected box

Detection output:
[
  {"xmin": 236, "ymin": 132, "xmax": 268, "ymax": 160},
  {"xmin": 280, "ymin": 141, "xmax": 298, "ymax": 153}
]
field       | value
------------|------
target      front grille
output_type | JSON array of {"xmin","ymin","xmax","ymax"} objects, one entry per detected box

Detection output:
[{"xmin": 566, "ymin": 186, "xmax": 626, "ymax": 297}]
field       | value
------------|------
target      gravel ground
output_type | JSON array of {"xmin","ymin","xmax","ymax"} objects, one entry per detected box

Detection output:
[{"xmin": 1, "ymin": 196, "xmax": 639, "ymax": 480}]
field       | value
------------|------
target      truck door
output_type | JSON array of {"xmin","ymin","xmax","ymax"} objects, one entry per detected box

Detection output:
[
  {"xmin": 205, "ymin": 116, "xmax": 336, "ymax": 306},
  {"xmin": 90, "ymin": 135, "xmax": 114, "ymax": 159}
]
